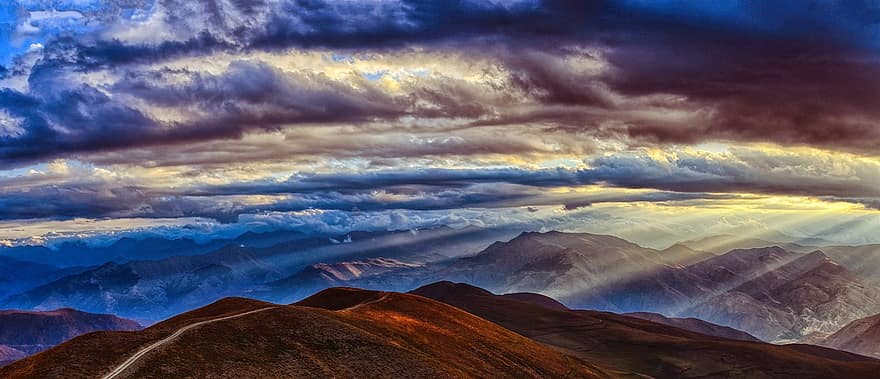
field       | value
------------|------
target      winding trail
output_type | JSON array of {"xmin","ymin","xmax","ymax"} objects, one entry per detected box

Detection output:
[
  {"xmin": 339, "ymin": 293, "xmax": 390, "ymax": 312},
  {"xmin": 102, "ymin": 306, "xmax": 278, "ymax": 379}
]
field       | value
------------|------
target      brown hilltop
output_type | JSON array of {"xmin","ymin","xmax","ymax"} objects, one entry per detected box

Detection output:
[{"xmin": 1, "ymin": 290, "xmax": 603, "ymax": 378}]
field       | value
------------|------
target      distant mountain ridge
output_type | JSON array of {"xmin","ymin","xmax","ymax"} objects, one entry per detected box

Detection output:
[
  {"xmin": 0, "ymin": 308, "xmax": 140, "ymax": 366},
  {"xmin": 0, "ymin": 227, "xmax": 516, "ymax": 322},
  {"xmin": 435, "ymin": 232, "xmax": 880, "ymax": 341}
]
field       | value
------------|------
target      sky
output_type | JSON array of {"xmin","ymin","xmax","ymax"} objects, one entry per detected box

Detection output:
[{"xmin": 2, "ymin": 0, "xmax": 880, "ymax": 248}]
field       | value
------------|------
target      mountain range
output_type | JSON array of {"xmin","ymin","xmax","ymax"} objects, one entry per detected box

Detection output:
[
  {"xmin": 5, "ymin": 283, "xmax": 880, "ymax": 378},
  {"xmin": 0, "ymin": 226, "xmax": 515, "ymax": 322},
  {"xmin": 2, "ymin": 227, "xmax": 880, "ymax": 363},
  {"xmin": 430, "ymin": 232, "xmax": 880, "ymax": 341}
]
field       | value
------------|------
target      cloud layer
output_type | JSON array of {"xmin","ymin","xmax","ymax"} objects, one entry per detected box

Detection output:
[{"xmin": 2, "ymin": 1, "xmax": 880, "ymax": 244}]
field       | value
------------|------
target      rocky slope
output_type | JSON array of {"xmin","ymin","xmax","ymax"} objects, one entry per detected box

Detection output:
[
  {"xmin": 821, "ymin": 312, "xmax": 880, "ymax": 358},
  {"xmin": 683, "ymin": 251, "xmax": 880, "ymax": 341}
]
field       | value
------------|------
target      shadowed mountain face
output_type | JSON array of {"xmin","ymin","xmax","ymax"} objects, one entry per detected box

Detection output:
[
  {"xmin": 0, "ymin": 308, "xmax": 140, "ymax": 366},
  {"xmin": 821, "ymin": 313, "xmax": 880, "ymax": 359},
  {"xmin": 0, "ymin": 289, "xmax": 602, "ymax": 379},
  {"xmin": 0, "ymin": 257, "xmax": 85, "ymax": 300},
  {"xmin": 411, "ymin": 281, "xmax": 880, "ymax": 379}
]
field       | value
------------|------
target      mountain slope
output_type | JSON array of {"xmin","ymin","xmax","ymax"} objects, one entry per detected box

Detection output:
[
  {"xmin": 820, "ymin": 244, "xmax": 880, "ymax": 281},
  {"xmin": 266, "ymin": 257, "xmax": 432, "ymax": 302},
  {"xmin": 680, "ymin": 234, "xmax": 815, "ymax": 255},
  {"xmin": 438, "ymin": 231, "xmax": 708, "ymax": 313},
  {"xmin": 435, "ymin": 232, "xmax": 880, "ymax": 342},
  {"xmin": 659, "ymin": 243, "xmax": 716, "ymax": 266},
  {"xmin": 0, "ymin": 257, "xmax": 80, "ymax": 300},
  {"xmin": 683, "ymin": 251, "xmax": 880, "ymax": 341},
  {"xmin": 0, "ymin": 227, "xmax": 514, "ymax": 322},
  {"xmin": 821, "ymin": 313, "xmax": 880, "ymax": 358},
  {"xmin": 0, "ymin": 291, "xmax": 603, "ymax": 378},
  {"xmin": 412, "ymin": 281, "xmax": 880, "ymax": 379},
  {"xmin": 0, "ymin": 245, "xmax": 284, "ymax": 322}
]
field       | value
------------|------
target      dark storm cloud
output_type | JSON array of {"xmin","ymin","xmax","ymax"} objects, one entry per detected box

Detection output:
[
  {"xmin": 0, "ymin": 60, "xmax": 414, "ymax": 165},
  {"xmin": 0, "ymin": 164, "xmax": 736, "ymax": 220},
  {"xmin": 4, "ymin": 1, "xmax": 880, "ymax": 167}
]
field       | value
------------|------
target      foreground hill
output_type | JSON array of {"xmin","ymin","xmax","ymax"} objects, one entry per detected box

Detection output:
[
  {"xmin": 0, "ymin": 308, "xmax": 140, "ymax": 366},
  {"xmin": 0, "ymin": 290, "xmax": 602, "ymax": 378},
  {"xmin": 412, "ymin": 281, "xmax": 880, "ymax": 379}
]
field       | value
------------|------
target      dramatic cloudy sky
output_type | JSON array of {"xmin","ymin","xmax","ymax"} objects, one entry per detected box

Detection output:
[{"xmin": 2, "ymin": 0, "xmax": 880, "ymax": 247}]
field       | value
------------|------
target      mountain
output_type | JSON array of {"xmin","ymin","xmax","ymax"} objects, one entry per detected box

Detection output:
[
  {"xmin": 0, "ymin": 290, "xmax": 604, "ymax": 378},
  {"xmin": 0, "ymin": 237, "xmax": 231, "ymax": 267},
  {"xmin": 624, "ymin": 312, "xmax": 760, "ymax": 341},
  {"xmin": 0, "ymin": 257, "xmax": 85, "ymax": 299},
  {"xmin": 683, "ymin": 251, "xmax": 880, "ymax": 341},
  {"xmin": 437, "ymin": 231, "xmax": 708, "ymax": 312},
  {"xmin": 659, "ymin": 243, "xmax": 716, "ymax": 266},
  {"xmin": 0, "ymin": 346, "xmax": 26, "ymax": 367},
  {"xmin": 412, "ymin": 281, "xmax": 880, "ymax": 379},
  {"xmin": 429, "ymin": 232, "xmax": 880, "ymax": 342},
  {"xmin": 0, "ymin": 308, "xmax": 140, "ymax": 366},
  {"xmin": 265, "ymin": 257, "xmax": 432, "ymax": 303},
  {"xmin": 0, "ymin": 226, "xmax": 514, "ymax": 322},
  {"xmin": 0, "ymin": 245, "xmax": 281, "ymax": 322},
  {"xmin": 680, "ymin": 234, "xmax": 815, "ymax": 255},
  {"xmin": 684, "ymin": 246, "xmax": 802, "ymax": 293},
  {"xmin": 819, "ymin": 244, "xmax": 880, "ymax": 280},
  {"xmin": 821, "ymin": 313, "xmax": 880, "ymax": 358}
]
